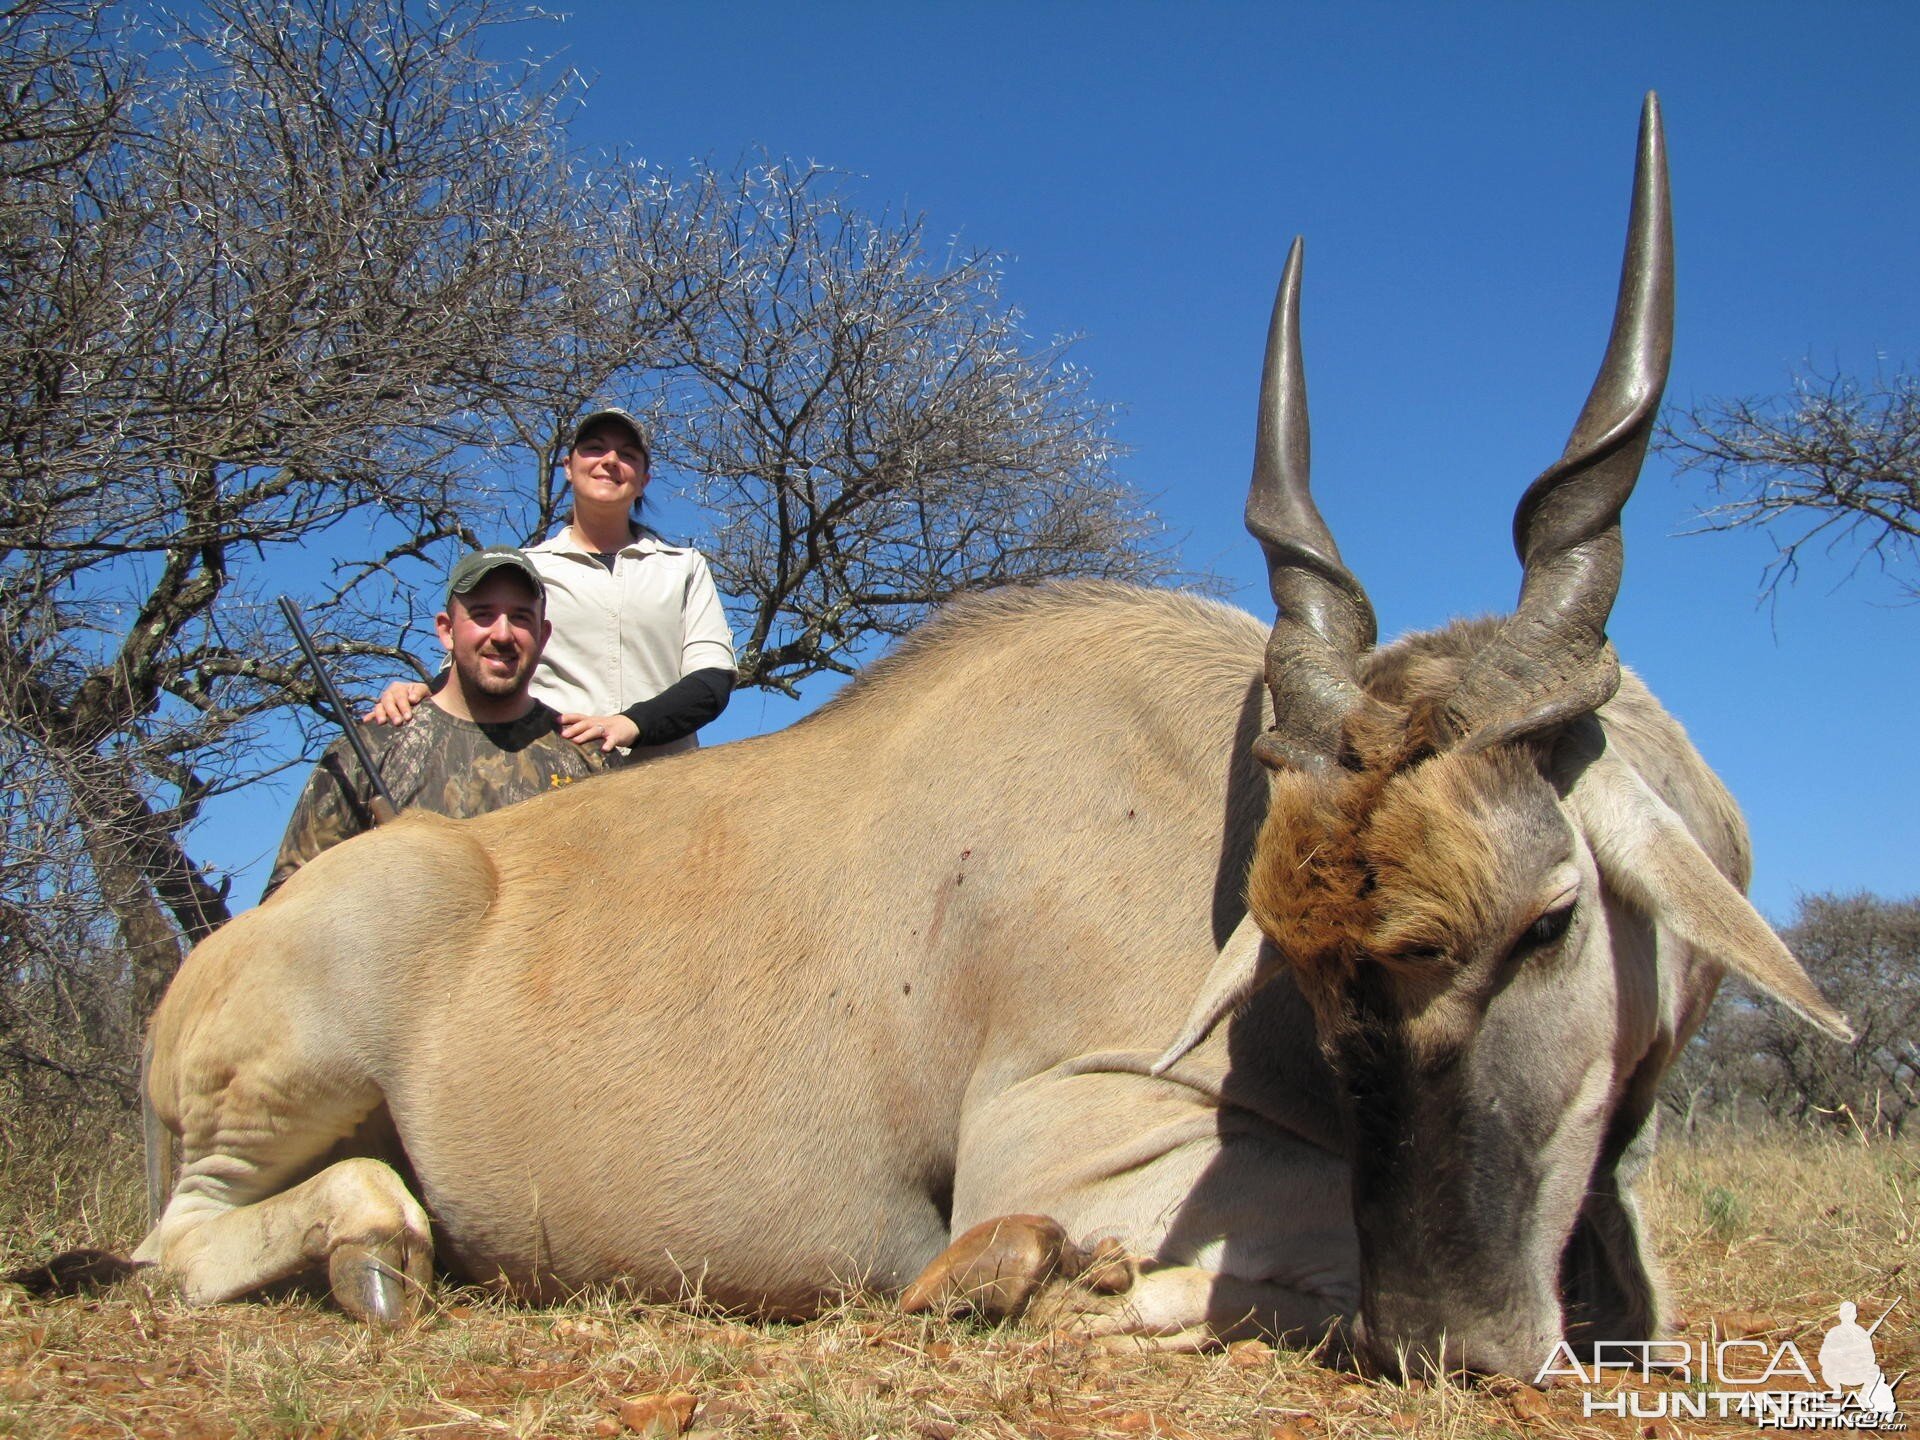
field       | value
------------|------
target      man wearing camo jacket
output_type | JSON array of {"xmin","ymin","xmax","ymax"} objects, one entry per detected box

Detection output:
[{"xmin": 263, "ymin": 546, "xmax": 604, "ymax": 899}]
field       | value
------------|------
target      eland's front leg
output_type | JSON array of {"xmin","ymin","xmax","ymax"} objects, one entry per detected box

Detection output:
[
  {"xmin": 940, "ymin": 1048, "xmax": 1358, "ymax": 1349},
  {"xmin": 902, "ymin": 1215, "xmax": 1348, "ymax": 1352},
  {"xmin": 1037, "ymin": 1263, "xmax": 1348, "ymax": 1352}
]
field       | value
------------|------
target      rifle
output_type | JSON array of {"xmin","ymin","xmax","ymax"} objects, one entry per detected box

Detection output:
[{"xmin": 277, "ymin": 596, "xmax": 399, "ymax": 825}]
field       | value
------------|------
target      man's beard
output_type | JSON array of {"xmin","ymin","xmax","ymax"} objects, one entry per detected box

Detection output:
[{"xmin": 454, "ymin": 645, "xmax": 532, "ymax": 699}]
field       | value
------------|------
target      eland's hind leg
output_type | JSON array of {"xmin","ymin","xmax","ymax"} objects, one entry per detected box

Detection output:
[
  {"xmin": 132, "ymin": 1047, "xmax": 434, "ymax": 1324},
  {"xmin": 134, "ymin": 916, "xmax": 433, "ymax": 1322},
  {"xmin": 136, "ymin": 1150, "xmax": 431, "ymax": 1325},
  {"xmin": 131, "ymin": 816, "xmax": 498, "ymax": 1323}
]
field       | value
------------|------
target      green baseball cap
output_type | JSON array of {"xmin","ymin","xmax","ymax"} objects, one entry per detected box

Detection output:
[
  {"xmin": 446, "ymin": 546, "xmax": 545, "ymax": 608},
  {"xmin": 569, "ymin": 405, "xmax": 650, "ymax": 465}
]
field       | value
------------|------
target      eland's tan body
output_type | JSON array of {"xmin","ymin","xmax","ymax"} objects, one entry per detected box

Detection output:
[
  {"xmin": 135, "ymin": 97, "xmax": 1848, "ymax": 1376},
  {"xmin": 141, "ymin": 585, "xmax": 1286, "ymax": 1317}
]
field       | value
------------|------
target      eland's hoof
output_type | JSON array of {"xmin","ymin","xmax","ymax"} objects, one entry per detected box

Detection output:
[
  {"xmin": 903, "ymin": 1214, "xmax": 1076, "ymax": 1320},
  {"xmin": 1075, "ymin": 1235, "xmax": 1135, "ymax": 1294},
  {"xmin": 328, "ymin": 1242, "xmax": 415, "ymax": 1326}
]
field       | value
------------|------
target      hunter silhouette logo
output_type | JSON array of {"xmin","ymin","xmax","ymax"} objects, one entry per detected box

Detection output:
[
  {"xmin": 1537, "ymin": 1298, "xmax": 1907, "ymax": 1430},
  {"xmin": 1820, "ymin": 1302, "xmax": 1902, "ymax": 1419}
]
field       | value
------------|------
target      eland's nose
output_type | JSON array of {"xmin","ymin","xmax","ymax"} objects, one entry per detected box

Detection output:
[{"xmin": 1356, "ymin": 1306, "xmax": 1560, "ymax": 1383}]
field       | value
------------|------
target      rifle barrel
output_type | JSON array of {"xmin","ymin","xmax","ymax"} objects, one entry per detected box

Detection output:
[{"xmin": 277, "ymin": 596, "xmax": 400, "ymax": 821}]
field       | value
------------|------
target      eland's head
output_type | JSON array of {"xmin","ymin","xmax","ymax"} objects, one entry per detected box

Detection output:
[{"xmin": 1179, "ymin": 93, "xmax": 1850, "ymax": 1380}]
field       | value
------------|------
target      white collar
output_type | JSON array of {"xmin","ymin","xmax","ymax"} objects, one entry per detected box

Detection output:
[{"xmin": 533, "ymin": 525, "xmax": 685, "ymax": 558}]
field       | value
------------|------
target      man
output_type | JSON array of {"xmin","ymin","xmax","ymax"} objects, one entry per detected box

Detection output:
[{"xmin": 264, "ymin": 547, "xmax": 604, "ymax": 898}]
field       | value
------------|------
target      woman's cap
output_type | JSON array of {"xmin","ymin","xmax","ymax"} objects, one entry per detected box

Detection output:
[
  {"xmin": 570, "ymin": 406, "xmax": 650, "ymax": 465},
  {"xmin": 447, "ymin": 546, "xmax": 546, "ymax": 608}
]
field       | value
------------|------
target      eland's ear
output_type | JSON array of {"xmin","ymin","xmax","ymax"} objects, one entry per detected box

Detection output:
[
  {"xmin": 1153, "ymin": 914, "xmax": 1283, "ymax": 1074},
  {"xmin": 1572, "ymin": 756, "xmax": 1853, "ymax": 1042}
]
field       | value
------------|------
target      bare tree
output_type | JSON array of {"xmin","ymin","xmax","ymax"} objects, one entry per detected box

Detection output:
[
  {"xmin": 1, "ymin": 1, "xmax": 1179, "ymax": 1097},
  {"xmin": 0, "ymin": 725, "xmax": 138, "ymax": 1117},
  {"xmin": 1670, "ymin": 893, "xmax": 1920, "ymax": 1134},
  {"xmin": 1659, "ymin": 367, "xmax": 1920, "ymax": 603},
  {"xmin": 650, "ymin": 161, "xmax": 1175, "ymax": 693},
  {"xmin": 0, "ymin": 0, "xmax": 617, "ymax": 1032}
]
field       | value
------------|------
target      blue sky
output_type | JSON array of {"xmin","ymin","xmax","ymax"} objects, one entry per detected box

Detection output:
[{"xmin": 203, "ymin": 2, "xmax": 1917, "ymax": 918}]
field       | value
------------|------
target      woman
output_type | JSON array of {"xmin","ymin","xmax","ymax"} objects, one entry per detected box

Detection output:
[{"xmin": 370, "ymin": 407, "xmax": 735, "ymax": 759}]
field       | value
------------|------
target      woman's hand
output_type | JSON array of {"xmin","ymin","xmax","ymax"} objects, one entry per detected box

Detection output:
[
  {"xmin": 559, "ymin": 712, "xmax": 641, "ymax": 753},
  {"xmin": 364, "ymin": 681, "xmax": 430, "ymax": 725}
]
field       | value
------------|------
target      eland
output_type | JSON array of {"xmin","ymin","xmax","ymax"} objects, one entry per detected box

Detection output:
[{"xmin": 130, "ymin": 94, "xmax": 1847, "ymax": 1378}]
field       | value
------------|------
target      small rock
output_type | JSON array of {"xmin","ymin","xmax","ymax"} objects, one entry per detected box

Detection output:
[
  {"xmin": 1506, "ymin": 1387, "xmax": 1552, "ymax": 1422},
  {"xmin": 1228, "ymin": 1339, "xmax": 1274, "ymax": 1369},
  {"xmin": 698, "ymin": 1393, "xmax": 755, "ymax": 1425},
  {"xmin": 1713, "ymin": 1310, "xmax": 1786, "ymax": 1339},
  {"xmin": 617, "ymin": 1390, "xmax": 698, "ymax": 1436}
]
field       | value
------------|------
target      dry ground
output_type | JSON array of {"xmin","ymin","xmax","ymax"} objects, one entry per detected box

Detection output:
[{"xmin": 1, "ymin": 1108, "xmax": 1913, "ymax": 1439}]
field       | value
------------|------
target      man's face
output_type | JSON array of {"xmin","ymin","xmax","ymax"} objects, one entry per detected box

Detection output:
[
  {"xmin": 565, "ymin": 421, "xmax": 649, "ymax": 510},
  {"xmin": 436, "ymin": 571, "xmax": 550, "ymax": 699}
]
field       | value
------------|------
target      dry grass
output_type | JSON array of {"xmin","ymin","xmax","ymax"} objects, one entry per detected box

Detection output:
[{"xmin": 1, "ymin": 1110, "xmax": 1914, "ymax": 1439}]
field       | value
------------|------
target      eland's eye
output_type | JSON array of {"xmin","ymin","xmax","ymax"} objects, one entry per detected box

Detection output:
[{"xmin": 1517, "ymin": 904, "xmax": 1575, "ymax": 954}]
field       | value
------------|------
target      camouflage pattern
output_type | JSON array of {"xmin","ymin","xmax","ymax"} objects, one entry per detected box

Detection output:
[{"xmin": 265, "ymin": 701, "xmax": 604, "ymax": 898}]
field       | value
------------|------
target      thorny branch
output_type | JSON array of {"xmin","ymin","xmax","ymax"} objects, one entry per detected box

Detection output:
[{"xmin": 1659, "ymin": 367, "xmax": 1920, "ymax": 603}]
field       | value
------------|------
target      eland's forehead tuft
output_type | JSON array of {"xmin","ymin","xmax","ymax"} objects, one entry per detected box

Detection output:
[
  {"xmin": 1364, "ymin": 747, "xmax": 1562, "ymax": 965},
  {"xmin": 1245, "ymin": 765, "xmax": 1386, "ymax": 997},
  {"xmin": 1247, "ymin": 738, "xmax": 1568, "ymax": 1002}
]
